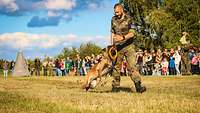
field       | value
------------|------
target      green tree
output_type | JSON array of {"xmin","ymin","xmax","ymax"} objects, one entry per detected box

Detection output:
[
  {"xmin": 58, "ymin": 42, "xmax": 102, "ymax": 59},
  {"xmin": 79, "ymin": 42, "xmax": 102, "ymax": 58},
  {"xmin": 121, "ymin": 0, "xmax": 200, "ymax": 48},
  {"xmin": 59, "ymin": 47, "xmax": 79, "ymax": 60}
]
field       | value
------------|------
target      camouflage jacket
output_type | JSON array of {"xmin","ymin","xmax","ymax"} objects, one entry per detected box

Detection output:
[{"xmin": 111, "ymin": 13, "xmax": 135, "ymax": 36}]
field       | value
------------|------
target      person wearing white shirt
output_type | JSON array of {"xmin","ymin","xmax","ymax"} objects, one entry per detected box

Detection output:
[{"xmin": 173, "ymin": 50, "xmax": 181, "ymax": 75}]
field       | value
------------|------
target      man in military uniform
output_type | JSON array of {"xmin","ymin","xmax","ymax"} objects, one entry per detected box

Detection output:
[{"xmin": 110, "ymin": 3, "xmax": 146, "ymax": 93}]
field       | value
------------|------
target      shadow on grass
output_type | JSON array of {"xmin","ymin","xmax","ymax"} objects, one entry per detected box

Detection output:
[{"xmin": 88, "ymin": 87, "xmax": 135, "ymax": 93}]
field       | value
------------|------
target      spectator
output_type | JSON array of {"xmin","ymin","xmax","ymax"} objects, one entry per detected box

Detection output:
[
  {"xmin": 162, "ymin": 48, "xmax": 169, "ymax": 61},
  {"xmin": 60, "ymin": 59, "xmax": 65, "ymax": 76},
  {"xmin": 75, "ymin": 54, "xmax": 82, "ymax": 76},
  {"xmin": 136, "ymin": 49, "xmax": 143, "ymax": 74},
  {"xmin": 3, "ymin": 61, "xmax": 9, "ymax": 78},
  {"xmin": 10, "ymin": 60, "xmax": 15, "ymax": 72},
  {"xmin": 120, "ymin": 56, "xmax": 128, "ymax": 76},
  {"xmin": 55, "ymin": 59, "xmax": 61, "ymax": 76},
  {"xmin": 85, "ymin": 56, "xmax": 91, "ymax": 71},
  {"xmin": 188, "ymin": 48, "xmax": 195, "ymax": 73},
  {"xmin": 153, "ymin": 49, "xmax": 162, "ymax": 75},
  {"xmin": 65, "ymin": 57, "xmax": 72, "ymax": 75},
  {"xmin": 191, "ymin": 54, "xmax": 199, "ymax": 74},
  {"xmin": 142, "ymin": 50, "xmax": 149, "ymax": 75},
  {"xmin": 198, "ymin": 53, "xmax": 200, "ymax": 74},
  {"xmin": 82, "ymin": 58, "xmax": 87, "ymax": 76},
  {"xmin": 146, "ymin": 52, "xmax": 153, "ymax": 75},
  {"xmin": 43, "ymin": 61, "xmax": 48, "ymax": 76},
  {"xmin": 173, "ymin": 50, "xmax": 181, "ymax": 75},
  {"xmin": 48, "ymin": 60, "xmax": 54, "ymax": 76},
  {"xmin": 161, "ymin": 58, "xmax": 168, "ymax": 75},
  {"xmin": 35, "ymin": 58, "xmax": 41, "ymax": 76},
  {"xmin": 169, "ymin": 54, "xmax": 176, "ymax": 75}
]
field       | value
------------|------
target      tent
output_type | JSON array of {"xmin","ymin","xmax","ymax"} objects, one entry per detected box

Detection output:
[{"xmin": 12, "ymin": 51, "xmax": 30, "ymax": 77}]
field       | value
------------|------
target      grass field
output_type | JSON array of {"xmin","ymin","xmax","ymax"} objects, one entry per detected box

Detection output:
[{"xmin": 0, "ymin": 75, "xmax": 199, "ymax": 113}]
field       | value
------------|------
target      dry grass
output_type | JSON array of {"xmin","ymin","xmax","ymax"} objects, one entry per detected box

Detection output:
[{"xmin": 0, "ymin": 75, "xmax": 200, "ymax": 113}]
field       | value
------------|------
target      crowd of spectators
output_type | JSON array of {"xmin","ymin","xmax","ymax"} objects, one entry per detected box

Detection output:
[
  {"xmin": 28, "ymin": 54, "xmax": 103, "ymax": 76},
  {"xmin": 1, "ymin": 46, "xmax": 200, "ymax": 77},
  {"xmin": 133, "ymin": 46, "xmax": 200, "ymax": 76},
  {"xmin": 30, "ymin": 46, "xmax": 200, "ymax": 77}
]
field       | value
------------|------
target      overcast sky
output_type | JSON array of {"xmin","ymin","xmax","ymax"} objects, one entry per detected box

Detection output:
[{"xmin": 0, "ymin": 0, "xmax": 118, "ymax": 60}]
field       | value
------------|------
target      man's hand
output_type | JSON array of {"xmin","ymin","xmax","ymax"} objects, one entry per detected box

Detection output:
[{"xmin": 113, "ymin": 34, "xmax": 123, "ymax": 43}]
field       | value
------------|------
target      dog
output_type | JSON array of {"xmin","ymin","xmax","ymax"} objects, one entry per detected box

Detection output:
[{"xmin": 84, "ymin": 55, "xmax": 111, "ymax": 91}]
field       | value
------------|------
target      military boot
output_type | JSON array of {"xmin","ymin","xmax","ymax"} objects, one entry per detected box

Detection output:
[
  {"xmin": 140, "ymin": 86, "xmax": 146, "ymax": 93},
  {"xmin": 134, "ymin": 81, "xmax": 146, "ymax": 93}
]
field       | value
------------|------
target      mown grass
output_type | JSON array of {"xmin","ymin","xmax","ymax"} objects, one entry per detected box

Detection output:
[{"xmin": 0, "ymin": 75, "xmax": 199, "ymax": 113}]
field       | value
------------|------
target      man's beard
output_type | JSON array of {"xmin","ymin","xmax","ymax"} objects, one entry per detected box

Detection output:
[{"xmin": 116, "ymin": 14, "xmax": 122, "ymax": 19}]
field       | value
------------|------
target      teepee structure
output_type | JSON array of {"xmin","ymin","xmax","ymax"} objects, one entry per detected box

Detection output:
[{"xmin": 12, "ymin": 51, "xmax": 30, "ymax": 77}]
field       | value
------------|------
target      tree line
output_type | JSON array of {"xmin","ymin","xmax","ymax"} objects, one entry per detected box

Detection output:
[{"xmin": 120, "ymin": 0, "xmax": 200, "ymax": 49}]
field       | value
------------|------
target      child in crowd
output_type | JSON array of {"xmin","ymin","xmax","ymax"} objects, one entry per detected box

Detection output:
[{"xmin": 161, "ymin": 58, "xmax": 169, "ymax": 75}]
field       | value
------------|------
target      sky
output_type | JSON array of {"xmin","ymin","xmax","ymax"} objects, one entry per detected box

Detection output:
[{"xmin": 0, "ymin": 0, "xmax": 118, "ymax": 60}]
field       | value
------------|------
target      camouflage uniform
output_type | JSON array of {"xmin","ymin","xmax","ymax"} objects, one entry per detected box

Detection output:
[{"xmin": 110, "ymin": 13, "xmax": 145, "ymax": 93}]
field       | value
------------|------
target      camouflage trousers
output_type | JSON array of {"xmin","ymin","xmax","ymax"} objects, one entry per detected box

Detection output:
[{"xmin": 112, "ymin": 45, "xmax": 141, "ymax": 87}]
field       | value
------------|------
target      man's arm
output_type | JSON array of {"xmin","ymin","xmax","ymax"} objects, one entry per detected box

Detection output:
[
  {"xmin": 112, "ymin": 31, "xmax": 134, "ymax": 43},
  {"xmin": 124, "ymin": 32, "xmax": 134, "ymax": 40}
]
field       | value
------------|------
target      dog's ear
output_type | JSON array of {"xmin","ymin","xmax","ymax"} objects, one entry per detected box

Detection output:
[
  {"xmin": 97, "ymin": 56, "xmax": 102, "ymax": 63},
  {"xmin": 102, "ymin": 48, "xmax": 106, "ymax": 52}
]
